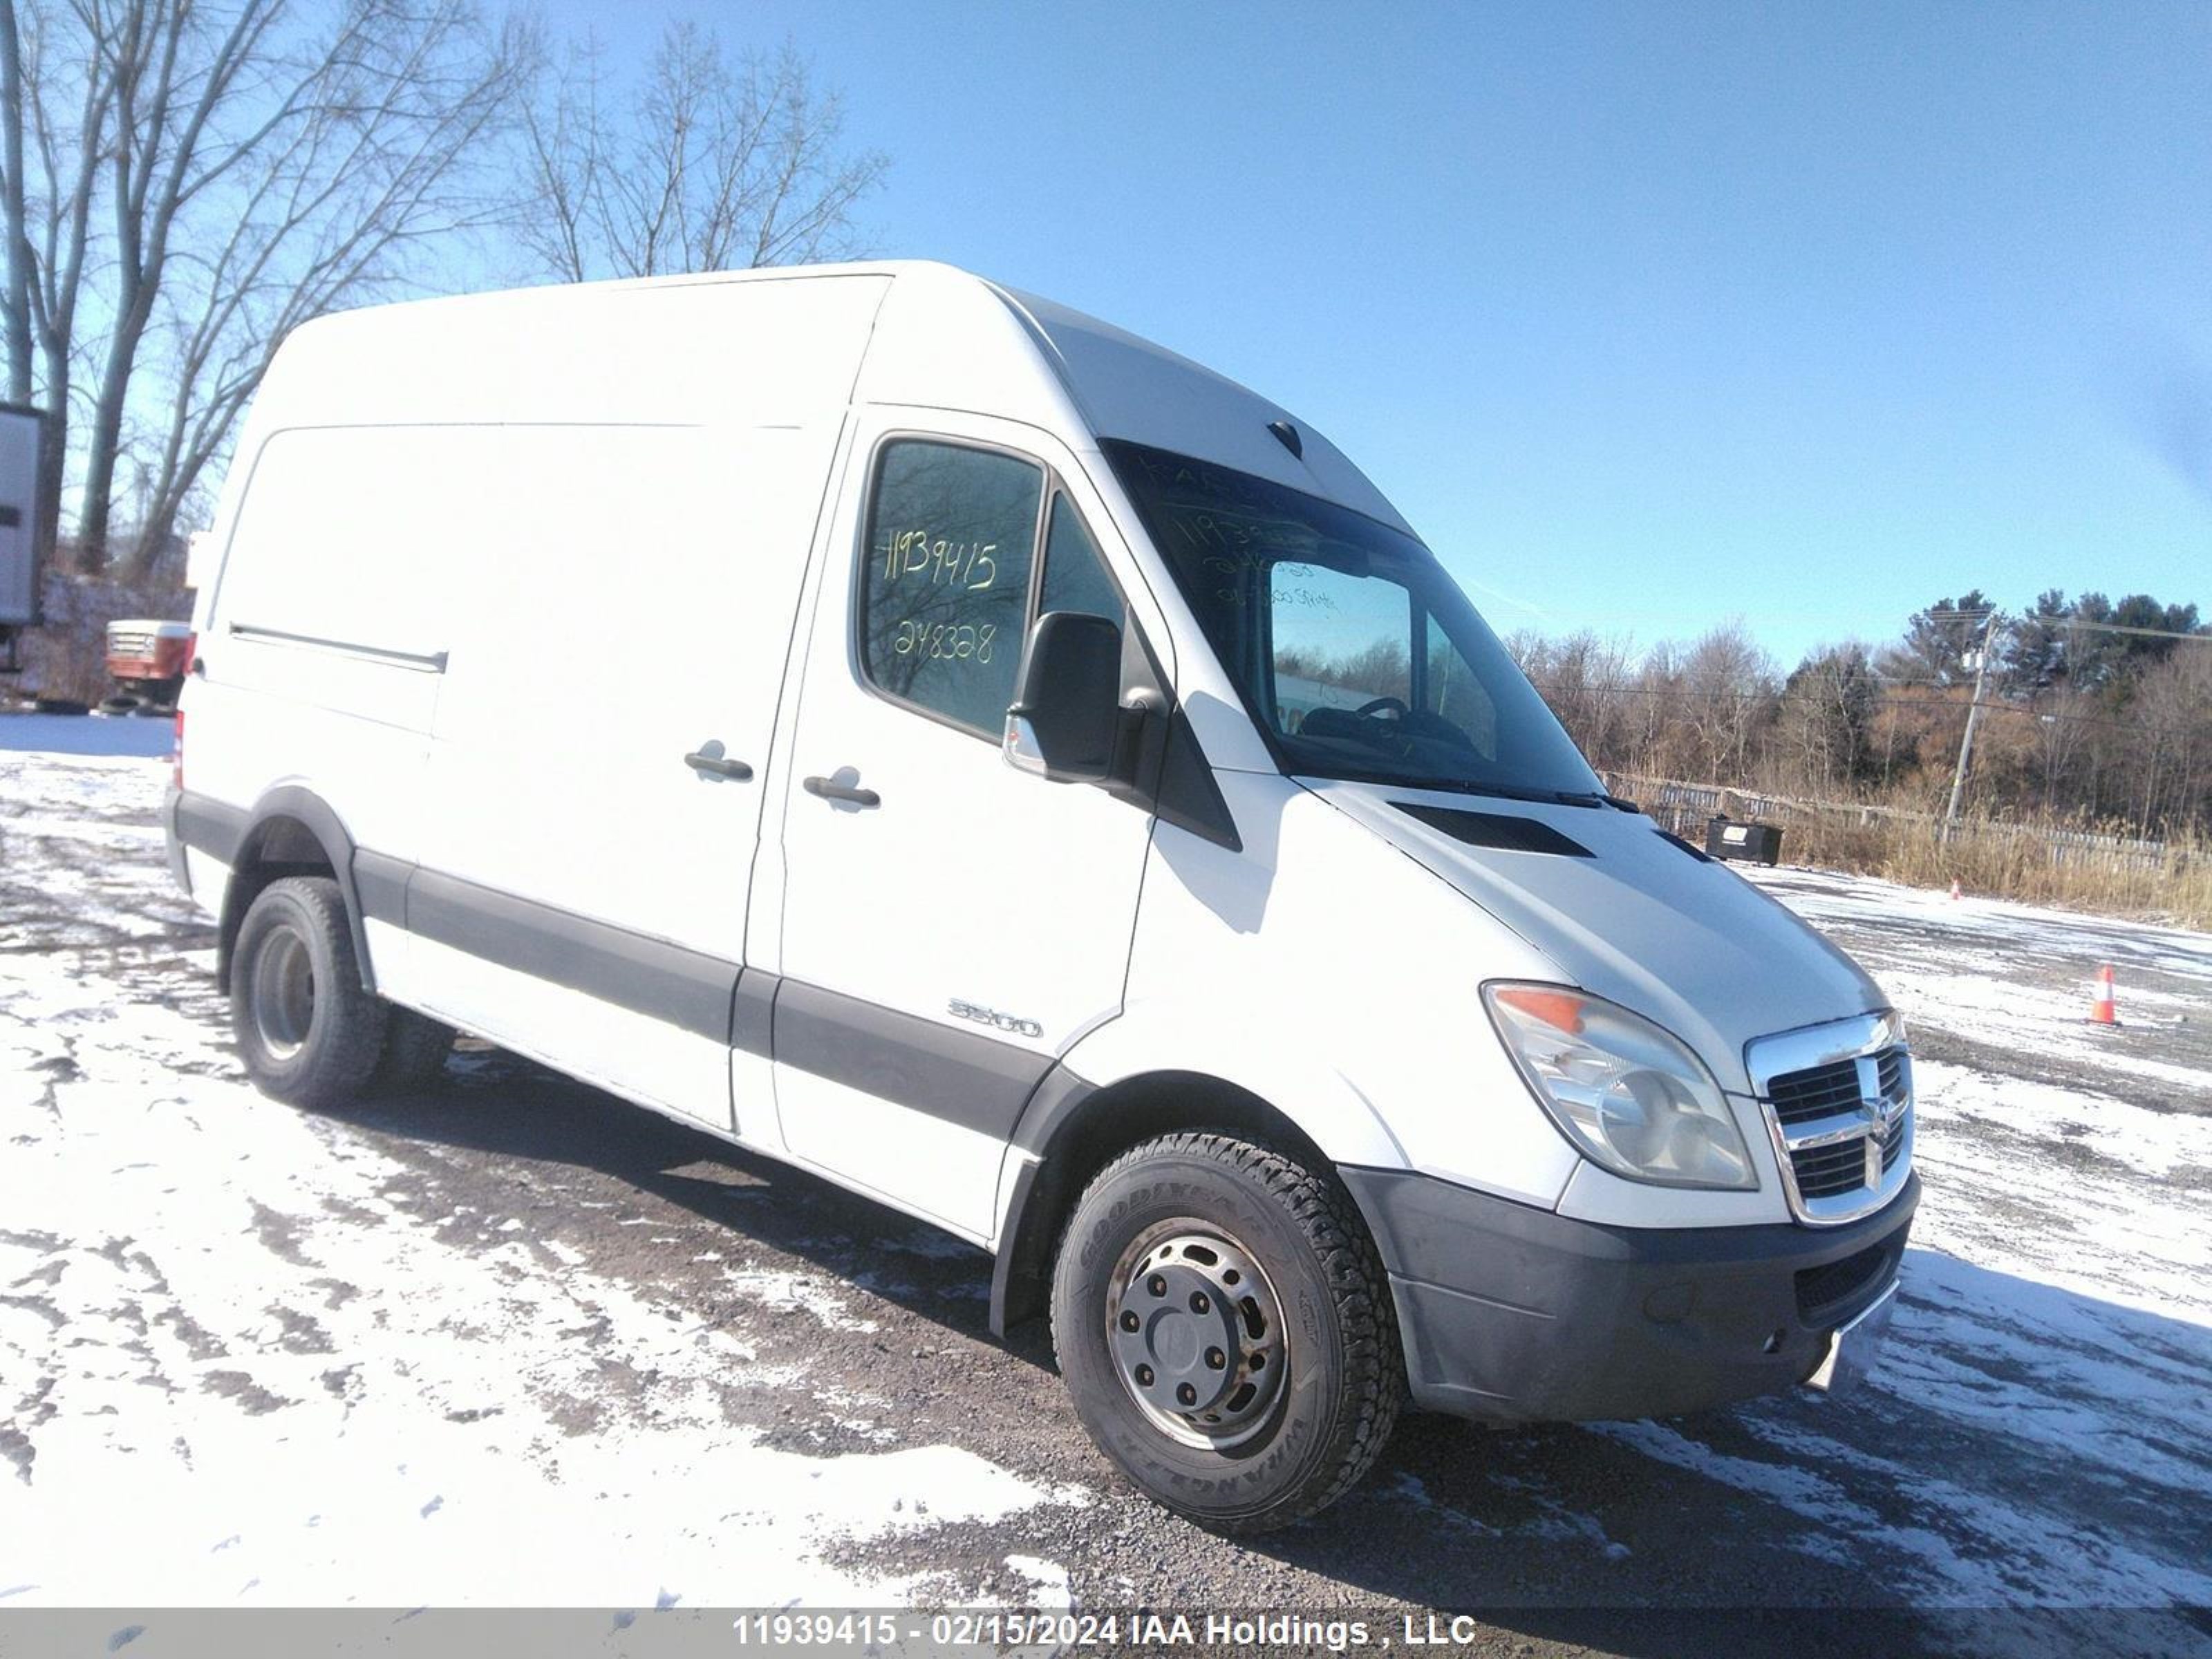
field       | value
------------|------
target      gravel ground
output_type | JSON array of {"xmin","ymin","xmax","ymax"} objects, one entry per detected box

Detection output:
[{"xmin": 3, "ymin": 735, "xmax": 2209, "ymax": 1658}]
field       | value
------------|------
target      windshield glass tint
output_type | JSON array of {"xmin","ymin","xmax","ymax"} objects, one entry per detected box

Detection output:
[{"xmin": 1105, "ymin": 440, "xmax": 1600, "ymax": 800}]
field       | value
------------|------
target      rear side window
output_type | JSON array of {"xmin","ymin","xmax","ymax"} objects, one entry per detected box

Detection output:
[{"xmin": 859, "ymin": 440, "xmax": 1043, "ymax": 735}]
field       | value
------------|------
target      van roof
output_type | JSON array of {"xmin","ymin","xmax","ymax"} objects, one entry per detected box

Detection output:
[{"xmin": 256, "ymin": 261, "xmax": 1410, "ymax": 534}]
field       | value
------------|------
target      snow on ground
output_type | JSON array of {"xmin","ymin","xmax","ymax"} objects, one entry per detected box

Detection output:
[
  {"xmin": 3, "ymin": 744, "xmax": 2209, "ymax": 1632},
  {"xmin": 1596, "ymin": 862, "xmax": 2212, "ymax": 1613},
  {"xmin": 0, "ymin": 749, "xmax": 1085, "ymax": 1608}
]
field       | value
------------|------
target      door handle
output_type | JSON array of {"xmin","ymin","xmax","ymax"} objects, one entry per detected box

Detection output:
[
  {"xmin": 803, "ymin": 774, "xmax": 880, "ymax": 808},
  {"xmin": 684, "ymin": 749, "xmax": 753, "ymax": 780}
]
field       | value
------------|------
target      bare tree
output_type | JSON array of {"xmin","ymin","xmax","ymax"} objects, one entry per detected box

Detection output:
[
  {"xmin": 1676, "ymin": 621, "xmax": 1777, "ymax": 784},
  {"xmin": 1, "ymin": 0, "xmax": 117, "ymax": 554},
  {"xmin": 1, "ymin": 0, "xmax": 530, "ymax": 573},
  {"xmin": 514, "ymin": 22, "xmax": 884, "ymax": 283},
  {"xmin": 1774, "ymin": 642, "xmax": 1877, "ymax": 792}
]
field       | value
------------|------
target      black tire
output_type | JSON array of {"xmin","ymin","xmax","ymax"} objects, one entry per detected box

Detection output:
[
  {"xmin": 229, "ymin": 877, "xmax": 388, "ymax": 1109},
  {"xmin": 1050, "ymin": 1131, "xmax": 1403, "ymax": 1532},
  {"xmin": 372, "ymin": 1004, "xmax": 455, "ymax": 1094}
]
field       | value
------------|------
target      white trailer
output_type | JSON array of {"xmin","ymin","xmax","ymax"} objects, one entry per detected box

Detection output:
[{"xmin": 0, "ymin": 402, "xmax": 48, "ymax": 675}]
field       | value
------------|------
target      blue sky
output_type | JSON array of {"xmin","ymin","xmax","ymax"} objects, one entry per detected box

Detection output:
[{"xmin": 541, "ymin": 1, "xmax": 2211, "ymax": 667}]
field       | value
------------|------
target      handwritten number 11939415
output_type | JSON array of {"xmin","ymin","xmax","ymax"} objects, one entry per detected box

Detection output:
[{"xmin": 882, "ymin": 527, "xmax": 998, "ymax": 592}]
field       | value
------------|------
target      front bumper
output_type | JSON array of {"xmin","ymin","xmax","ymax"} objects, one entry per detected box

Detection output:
[{"xmin": 1340, "ymin": 1166, "xmax": 1918, "ymax": 1423}]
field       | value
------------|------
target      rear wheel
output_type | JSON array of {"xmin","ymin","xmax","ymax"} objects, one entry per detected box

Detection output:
[
  {"xmin": 373, "ymin": 1005, "xmax": 455, "ymax": 1094},
  {"xmin": 1050, "ymin": 1131, "xmax": 1403, "ymax": 1532},
  {"xmin": 230, "ymin": 877, "xmax": 387, "ymax": 1109}
]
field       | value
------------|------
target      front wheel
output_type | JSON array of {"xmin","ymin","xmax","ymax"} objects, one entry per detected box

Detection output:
[{"xmin": 1051, "ymin": 1132, "xmax": 1403, "ymax": 1532}]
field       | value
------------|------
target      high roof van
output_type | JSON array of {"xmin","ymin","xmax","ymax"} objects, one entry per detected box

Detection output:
[{"xmin": 168, "ymin": 262, "xmax": 1916, "ymax": 1530}]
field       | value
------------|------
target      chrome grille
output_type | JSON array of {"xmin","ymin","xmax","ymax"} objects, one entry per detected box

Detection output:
[
  {"xmin": 1769, "ymin": 1059, "xmax": 1866, "ymax": 1125},
  {"xmin": 1745, "ymin": 1015, "xmax": 1915, "ymax": 1226},
  {"xmin": 1792, "ymin": 1137, "xmax": 1873, "ymax": 1199}
]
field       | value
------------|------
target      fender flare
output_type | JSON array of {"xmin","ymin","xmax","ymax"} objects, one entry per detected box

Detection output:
[
  {"xmin": 214, "ymin": 785, "xmax": 379, "ymax": 995},
  {"xmin": 986, "ymin": 1027, "xmax": 1409, "ymax": 1338}
]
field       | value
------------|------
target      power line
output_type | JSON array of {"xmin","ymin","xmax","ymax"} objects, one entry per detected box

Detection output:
[
  {"xmin": 2027, "ymin": 614, "xmax": 2212, "ymax": 644},
  {"xmin": 1521, "ymin": 679, "xmax": 2209, "ymax": 739}
]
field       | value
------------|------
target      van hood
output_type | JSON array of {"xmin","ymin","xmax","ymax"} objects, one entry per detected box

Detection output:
[{"xmin": 1302, "ymin": 780, "xmax": 1888, "ymax": 1091}]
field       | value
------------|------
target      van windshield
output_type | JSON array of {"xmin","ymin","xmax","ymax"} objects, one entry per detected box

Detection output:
[{"xmin": 1103, "ymin": 441, "xmax": 1604, "ymax": 804}]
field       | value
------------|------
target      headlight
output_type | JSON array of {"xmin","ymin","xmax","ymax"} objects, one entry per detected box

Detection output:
[{"xmin": 1483, "ymin": 983, "xmax": 1758, "ymax": 1190}]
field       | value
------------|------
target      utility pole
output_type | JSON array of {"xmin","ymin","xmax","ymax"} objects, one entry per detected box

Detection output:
[{"xmin": 1944, "ymin": 608, "xmax": 2002, "ymax": 828}]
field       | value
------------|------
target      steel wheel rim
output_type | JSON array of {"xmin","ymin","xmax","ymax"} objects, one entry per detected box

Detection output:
[
  {"xmin": 250, "ymin": 926, "xmax": 315, "ymax": 1061},
  {"xmin": 1105, "ymin": 1225, "xmax": 1288, "ymax": 1450}
]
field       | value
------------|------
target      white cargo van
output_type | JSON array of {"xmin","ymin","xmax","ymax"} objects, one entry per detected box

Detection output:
[{"xmin": 169, "ymin": 262, "xmax": 1915, "ymax": 1529}]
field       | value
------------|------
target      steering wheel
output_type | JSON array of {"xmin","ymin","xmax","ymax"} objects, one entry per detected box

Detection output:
[{"xmin": 1354, "ymin": 695, "xmax": 1409, "ymax": 719}]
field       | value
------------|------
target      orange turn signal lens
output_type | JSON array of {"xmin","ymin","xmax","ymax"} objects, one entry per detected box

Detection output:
[{"xmin": 1493, "ymin": 986, "xmax": 1587, "ymax": 1035}]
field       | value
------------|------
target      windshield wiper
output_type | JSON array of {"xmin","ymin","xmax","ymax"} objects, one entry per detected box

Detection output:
[{"xmin": 1434, "ymin": 779, "xmax": 1610, "ymax": 809}]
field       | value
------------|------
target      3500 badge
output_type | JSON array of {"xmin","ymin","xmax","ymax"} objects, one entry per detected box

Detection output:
[{"xmin": 947, "ymin": 998, "xmax": 1044, "ymax": 1039}]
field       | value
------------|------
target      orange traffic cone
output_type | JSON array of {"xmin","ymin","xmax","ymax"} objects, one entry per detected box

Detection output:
[
  {"xmin": 2088, "ymin": 964, "xmax": 2119, "ymax": 1026},
  {"xmin": 1949, "ymin": 879, "xmax": 1962, "ymax": 902}
]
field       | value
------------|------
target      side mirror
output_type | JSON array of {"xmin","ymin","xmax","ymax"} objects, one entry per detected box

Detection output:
[{"xmin": 1004, "ymin": 611, "xmax": 1123, "ymax": 782}]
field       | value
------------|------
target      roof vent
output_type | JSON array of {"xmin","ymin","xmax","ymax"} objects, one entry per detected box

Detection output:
[{"xmin": 1267, "ymin": 420, "xmax": 1303, "ymax": 458}]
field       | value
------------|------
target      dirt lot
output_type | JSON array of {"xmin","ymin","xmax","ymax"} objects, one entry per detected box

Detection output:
[{"xmin": 3, "ymin": 726, "xmax": 2209, "ymax": 1656}]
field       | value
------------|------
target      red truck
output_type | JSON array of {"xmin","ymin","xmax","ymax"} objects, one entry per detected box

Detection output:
[{"xmin": 103, "ymin": 619, "xmax": 195, "ymax": 711}]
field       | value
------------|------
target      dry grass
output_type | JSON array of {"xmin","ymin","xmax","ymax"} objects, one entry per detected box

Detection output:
[
  {"xmin": 1780, "ymin": 807, "xmax": 2211, "ymax": 931},
  {"xmin": 15, "ymin": 572, "xmax": 189, "ymax": 706},
  {"xmin": 1618, "ymin": 771, "xmax": 2211, "ymax": 931}
]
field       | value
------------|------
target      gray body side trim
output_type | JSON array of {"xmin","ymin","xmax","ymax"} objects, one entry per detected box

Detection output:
[
  {"xmin": 732, "ymin": 968, "xmax": 778, "ymax": 1059},
  {"xmin": 775, "ymin": 977, "xmax": 1052, "ymax": 1141},
  {"xmin": 178, "ymin": 793, "xmax": 1067, "ymax": 1189},
  {"xmin": 345, "ymin": 859, "xmax": 1045, "ymax": 1140},
  {"xmin": 352, "ymin": 849, "xmax": 411, "ymax": 927},
  {"xmin": 171, "ymin": 791, "xmax": 250, "ymax": 863},
  {"xmin": 407, "ymin": 867, "xmax": 740, "ymax": 1045}
]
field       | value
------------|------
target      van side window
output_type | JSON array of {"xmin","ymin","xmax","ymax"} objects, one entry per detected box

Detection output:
[
  {"xmin": 1040, "ymin": 493, "xmax": 1124, "ymax": 630},
  {"xmin": 860, "ymin": 440, "xmax": 1044, "ymax": 735}
]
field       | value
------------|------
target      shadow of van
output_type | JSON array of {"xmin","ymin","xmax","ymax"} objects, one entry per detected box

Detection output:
[
  {"xmin": 326, "ymin": 1062, "xmax": 2212, "ymax": 1654},
  {"xmin": 319, "ymin": 1045, "xmax": 1020, "ymax": 1344}
]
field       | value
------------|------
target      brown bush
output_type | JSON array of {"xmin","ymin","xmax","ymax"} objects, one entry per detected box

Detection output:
[{"xmin": 16, "ymin": 571, "xmax": 191, "ymax": 706}]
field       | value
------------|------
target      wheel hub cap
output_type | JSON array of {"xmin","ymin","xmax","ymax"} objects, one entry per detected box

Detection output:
[
  {"xmin": 250, "ymin": 926, "xmax": 315, "ymax": 1061},
  {"xmin": 1107, "ymin": 1231, "xmax": 1285, "ymax": 1447}
]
